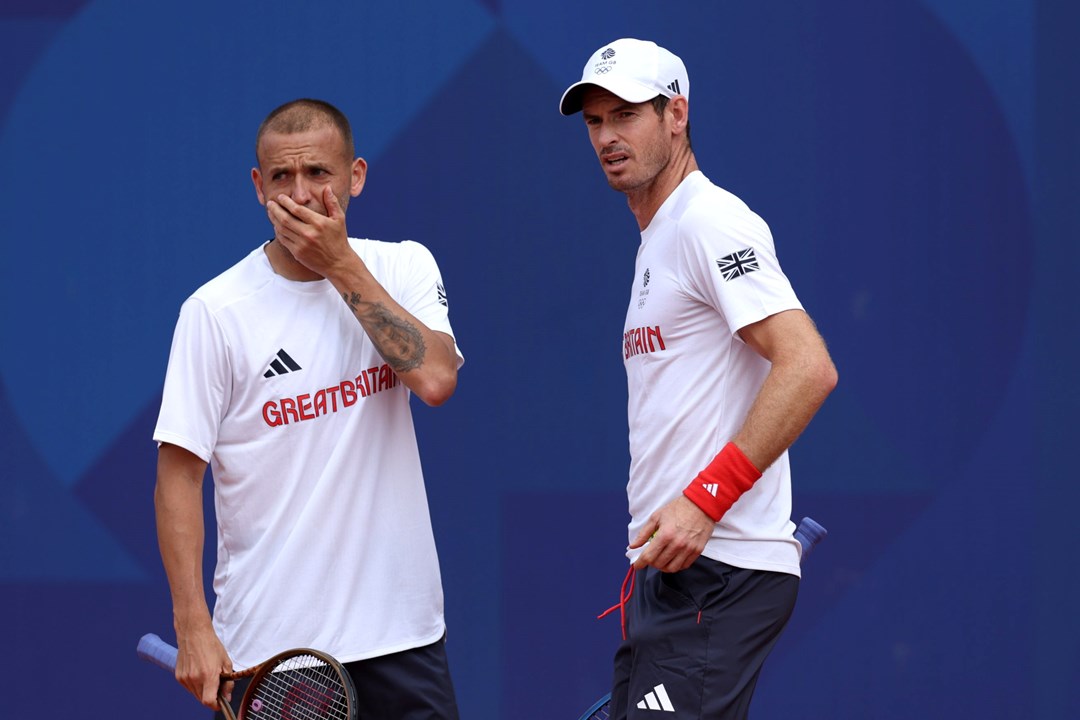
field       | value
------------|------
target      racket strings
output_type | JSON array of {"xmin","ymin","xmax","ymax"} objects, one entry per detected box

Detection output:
[{"xmin": 245, "ymin": 655, "xmax": 350, "ymax": 720}]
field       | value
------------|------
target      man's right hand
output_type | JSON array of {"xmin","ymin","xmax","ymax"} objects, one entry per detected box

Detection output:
[
  {"xmin": 175, "ymin": 627, "xmax": 234, "ymax": 710},
  {"xmin": 629, "ymin": 495, "xmax": 715, "ymax": 573}
]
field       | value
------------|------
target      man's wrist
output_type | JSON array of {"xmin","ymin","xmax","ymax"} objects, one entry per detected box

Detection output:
[{"xmin": 682, "ymin": 442, "xmax": 762, "ymax": 522}]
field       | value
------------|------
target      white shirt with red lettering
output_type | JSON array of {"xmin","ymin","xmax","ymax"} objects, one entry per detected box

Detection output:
[
  {"xmin": 623, "ymin": 171, "xmax": 805, "ymax": 576},
  {"xmin": 154, "ymin": 239, "xmax": 463, "ymax": 668}
]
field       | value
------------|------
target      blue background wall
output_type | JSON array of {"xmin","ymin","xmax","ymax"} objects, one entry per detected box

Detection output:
[{"xmin": 1, "ymin": 1, "xmax": 1076, "ymax": 717}]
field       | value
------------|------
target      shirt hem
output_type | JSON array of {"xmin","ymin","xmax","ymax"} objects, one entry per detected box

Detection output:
[
  {"xmin": 701, "ymin": 546, "xmax": 801, "ymax": 578},
  {"xmin": 152, "ymin": 431, "xmax": 212, "ymax": 464},
  {"xmin": 333, "ymin": 625, "xmax": 447, "ymax": 664}
]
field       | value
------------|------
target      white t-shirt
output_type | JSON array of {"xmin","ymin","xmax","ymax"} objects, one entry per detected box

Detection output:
[
  {"xmin": 154, "ymin": 239, "xmax": 464, "ymax": 668},
  {"xmin": 623, "ymin": 171, "xmax": 804, "ymax": 576}
]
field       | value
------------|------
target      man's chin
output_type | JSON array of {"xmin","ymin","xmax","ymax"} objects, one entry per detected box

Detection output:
[
  {"xmin": 605, "ymin": 174, "xmax": 638, "ymax": 193},
  {"xmin": 268, "ymin": 238, "xmax": 296, "ymax": 260}
]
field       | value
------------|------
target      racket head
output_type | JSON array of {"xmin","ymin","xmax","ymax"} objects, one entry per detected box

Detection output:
[
  {"xmin": 237, "ymin": 648, "xmax": 356, "ymax": 720},
  {"xmin": 578, "ymin": 692, "xmax": 611, "ymax": 720}
]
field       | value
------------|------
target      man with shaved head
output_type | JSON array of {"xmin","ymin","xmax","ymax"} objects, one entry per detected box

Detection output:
[{"xmin": 154, "ymin": 98, "xmax": 464, "ymax": 719}]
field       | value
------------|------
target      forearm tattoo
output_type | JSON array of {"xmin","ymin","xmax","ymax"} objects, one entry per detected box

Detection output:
[{"xmin": 343, "ymin": 291, "xmax": 427, "ymax": 372}]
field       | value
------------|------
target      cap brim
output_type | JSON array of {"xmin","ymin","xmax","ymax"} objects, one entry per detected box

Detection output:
[{"xmin": 559, "ymin": 77, "xmax": 666, "ymax": 115}]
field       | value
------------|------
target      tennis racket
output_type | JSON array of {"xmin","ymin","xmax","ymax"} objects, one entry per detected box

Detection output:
[
  {"xmin": 793, "ymin": 515, "xmax": 827, "ymax": 560},
  {"xmin": 576, "ymin": 516, "xmax": 828, "ymax": 720},
  {"xmin": 137, "ymin": 633, "xmax": 357, "ymax": 720},
  {"xmin": 578, "ymin": 693, "xmax": 613, "ymax": 720}
]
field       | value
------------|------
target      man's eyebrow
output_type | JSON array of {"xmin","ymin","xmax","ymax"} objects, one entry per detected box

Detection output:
[
  {"xmin": 305, "ymin": 162, "xmax": 331, "ymax": 171},
  {"xmin": 584, "ymin": 102, "xmax": 640, "ymax": 119},
  {"xmin": 266, "ymin": 161, "xmax": 330, "ymax": 175}
]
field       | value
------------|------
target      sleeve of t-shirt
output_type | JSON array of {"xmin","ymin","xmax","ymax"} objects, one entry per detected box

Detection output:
[
  {"xmin": 152, "ymin": 296, "xmax": 231, "ymax": 462},
  {"xmin": 396, "ymin": 240, "xmax": 465, "ymax": 368},
  {"xmin": 678, "ymin": 200, "xmax": 803, "ymax": 338}
]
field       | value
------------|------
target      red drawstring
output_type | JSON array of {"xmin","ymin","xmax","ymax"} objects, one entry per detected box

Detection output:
[{"xmin": 597, "ymin": 564, "xmax": 636, "ymax": 640}]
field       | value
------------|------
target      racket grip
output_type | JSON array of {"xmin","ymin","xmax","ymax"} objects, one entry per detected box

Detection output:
[
  {"xmin": 794, "ymin": 516, "xmax": 827, "ymax": 560},
  {"xmin": 137, "ymin": 633, "xmax": 179, "ymax": 672}
]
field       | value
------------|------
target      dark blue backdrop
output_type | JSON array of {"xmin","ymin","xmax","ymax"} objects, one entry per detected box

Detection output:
[{"xmin": 2, "ymin": 1, "xmax": 1076, "ymax": 718}]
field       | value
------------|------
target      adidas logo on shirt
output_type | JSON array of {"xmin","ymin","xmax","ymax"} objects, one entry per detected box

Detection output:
[
  {"xmin": 263, "ymin": 349, "xmax": 302, "ymax": 378},
  {"xmin": 637, "ymin": 683, "xmax": 675, "ymax": 712}
]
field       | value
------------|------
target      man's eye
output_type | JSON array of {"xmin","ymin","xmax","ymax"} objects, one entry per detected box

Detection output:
[{"xmin": 272, "ymin": 172, "xmax": 287, "ymax": 181}]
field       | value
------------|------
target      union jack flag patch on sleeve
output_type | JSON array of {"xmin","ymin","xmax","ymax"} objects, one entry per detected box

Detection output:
[{"xmin": 716, "ymin": 248, "xmax": 760, "ymax": 281}]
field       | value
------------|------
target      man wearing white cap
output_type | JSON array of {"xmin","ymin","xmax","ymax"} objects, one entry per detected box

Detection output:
[{"xmin": 561, "ymin": 39, "xmax": 838, "ymax": 719}]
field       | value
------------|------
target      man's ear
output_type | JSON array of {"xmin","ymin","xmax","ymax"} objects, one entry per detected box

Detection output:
[
  {"xmin": 668, "ymin": 95, "xmax": 690, "ymax": 135},
  {"xmin": 350, "ymin": 157, "xmax": 368, "ymax": 198},
  {"xmin": 252, "ymin": 167, "xmax": 267, "ymax": 205}
]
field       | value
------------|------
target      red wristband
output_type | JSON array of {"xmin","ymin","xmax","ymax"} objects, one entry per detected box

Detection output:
[{"xmin": 682, "ymin": 442, "xmax": 762, "ymax": 522}]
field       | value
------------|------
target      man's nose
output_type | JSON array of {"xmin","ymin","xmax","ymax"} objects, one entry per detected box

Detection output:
[
  {"xmin": 289, "ymin": 176, "xmax": 314, "ymax": 205},
  {"xmin": 597, "ymin": 123, "xmax": 620, "ymax": 147}
]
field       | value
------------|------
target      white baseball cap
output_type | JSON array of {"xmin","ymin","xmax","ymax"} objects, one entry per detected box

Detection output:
[{"xmin": 559, "ymin": 38, "xmax": 689, "ymax": 116}]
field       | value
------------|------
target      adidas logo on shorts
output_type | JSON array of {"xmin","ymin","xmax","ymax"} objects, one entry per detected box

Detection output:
[{"xmin": 637, "ymin": 683, "xmax": 675, "ymax": 712}]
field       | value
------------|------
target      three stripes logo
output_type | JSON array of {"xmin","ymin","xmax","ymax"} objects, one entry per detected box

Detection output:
[
  {"xmin": 666, "ymin": 79, "xmax": 682, "ymax": 95},
  {"xmin": 702, "ymin": 483, "xmax": 719, "ymax": 497},
  {"xmin": 263, "ymin": 349, "xmax": 302, "ymax": 379},
  {"xmin": 637, "ymin": 683, "xmax": 676, "ymax": 712}
]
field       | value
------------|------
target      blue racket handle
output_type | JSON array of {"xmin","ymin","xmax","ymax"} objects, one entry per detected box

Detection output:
[
  {"xmin": 137, "ymin": 633, "xmax": 179, "ymax": 672},
  {"xmin": 794, "ymin": 516, "xmax": 827, "ymax": 559}
]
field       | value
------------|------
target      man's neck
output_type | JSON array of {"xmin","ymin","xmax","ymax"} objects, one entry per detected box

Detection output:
[
  {"xmin": 627, "ymin": 150, "xmax": 699, "ymax": 231},
  {"xmin": 264, "ymin": 239, "xmax": 324, "ymax": 282}
]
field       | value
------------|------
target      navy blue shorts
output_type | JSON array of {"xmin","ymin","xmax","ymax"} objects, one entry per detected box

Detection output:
[
  {"xmin": 610, "ymin": 557, "xmax": 799, "ymax": 720},
  {"xmin": 216, "ymin": 635, "xmax": 459, "ymax": 719}
]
